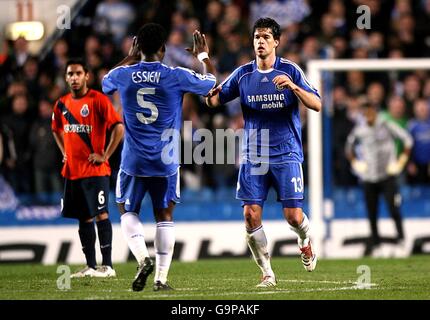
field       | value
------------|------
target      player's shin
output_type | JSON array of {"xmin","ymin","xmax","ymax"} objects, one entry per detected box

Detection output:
[
  {"xmin": 288, "ymin": 212, "xmax": 310, "ymax": 247},
  {"xmin": 246, "ymin": 225, "xmax": 275, "ymax": 278},
  {"xmin": 120, "ymin": 212, "xmax": 150, "ymax": 264},
  {"xmin": 96, "ymin": 219, "xmax": 113, "ymax": 267},
  {"xmin": 78, "ymin": 221, "xmax": 97, "ymax": 269},
  {"xmin": 154, "ymin": 222, "xmax": 175, "ymax": 284}
]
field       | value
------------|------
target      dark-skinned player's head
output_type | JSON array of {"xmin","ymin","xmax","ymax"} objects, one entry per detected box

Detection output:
[
  {"xmin": 252, "ymin": 17, "xmax": 281, "ymax": 41},
  {"xmin": 136, "ymin": 23, "xmax": 167, "ymax": 59}
]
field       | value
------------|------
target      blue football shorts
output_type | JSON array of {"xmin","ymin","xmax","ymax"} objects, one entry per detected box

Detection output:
[
  {"xmin": 116, "ymin": 168, "xmax": 180, "ymax": 214},
  {"xmin": 236, "ymin": 161, "xmax": 304, "ymax": 208}
]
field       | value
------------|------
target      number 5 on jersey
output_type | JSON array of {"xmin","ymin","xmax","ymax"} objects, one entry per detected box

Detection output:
[{"xmin": 136, "ymin": 88, "xmax": 158, "ymax": 124}]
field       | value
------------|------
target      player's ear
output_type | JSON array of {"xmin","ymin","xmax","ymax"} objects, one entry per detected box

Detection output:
[{"xmin": 274, "ymin": 39, "xmax": 279, "ymax": 48}]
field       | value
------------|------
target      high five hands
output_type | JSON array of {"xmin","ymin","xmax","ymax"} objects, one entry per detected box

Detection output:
[{"xmin": 186, "ymin": 30, "xmax": 209, "ymax": 57}]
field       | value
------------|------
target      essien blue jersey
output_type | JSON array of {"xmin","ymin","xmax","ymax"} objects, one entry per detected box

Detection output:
[
  {"xmin": 102, "ymin": 61, "xmax": 216, "ymax": 176},
  {"xmin": 219, "ymin": 57, "xmax": 320, "ymax": 164}
]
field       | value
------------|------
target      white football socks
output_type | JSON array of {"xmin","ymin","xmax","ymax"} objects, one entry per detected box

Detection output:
[
  {"xmin": 246, "ymin": 225, "xmax": 275, "ymax": 278},
  {"xmin": 288, "ymin": 212, "xmax": 310, "ymax": 248},
  {"xmin": 154, "ymin": 221, "xmax": 175, "ymax": 284},
  {"xmin": 120, "ymin": 212, "xmax": 149, "ymax": 264}
]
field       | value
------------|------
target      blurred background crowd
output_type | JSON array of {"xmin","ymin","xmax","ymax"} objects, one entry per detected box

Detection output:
[{"xmin": 0, "ymin": 0, "xmax": 430, "ymax": 204}]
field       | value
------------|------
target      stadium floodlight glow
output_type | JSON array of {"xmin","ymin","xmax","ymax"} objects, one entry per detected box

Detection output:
[
  {"xmin": 6, "ymin": 21, "xmax": 44, "ymax": 41},
  {"xmin": 306, "ymin": 58, "xmax": 430, "ymax": 258}
]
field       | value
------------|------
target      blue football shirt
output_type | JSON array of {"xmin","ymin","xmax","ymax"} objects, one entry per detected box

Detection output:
[
  {"xmin": 102, "ymin": 61, "xmax": 216, "ymax": 176},
  {"xmin": 219, "ymin": 57, "xmax": 320, "ymax": 163}
]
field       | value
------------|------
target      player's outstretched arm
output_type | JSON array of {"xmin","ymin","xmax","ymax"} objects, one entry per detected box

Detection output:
[
  {"xmin": 205, "ymin": 85, "xmax": 222, "ymax": 108},
  {"xmin": 273, "ymin": 75, "xmax": 321, "ymax": 112}
]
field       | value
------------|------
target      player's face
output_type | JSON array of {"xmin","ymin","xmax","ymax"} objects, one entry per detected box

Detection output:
[
  {"xmin": 65, "ymin": 64, "xmax": 89, "ymax": 92},
  {"xmin": 253, "ymin": 28, "xmax": 279, "ymax": 59}
]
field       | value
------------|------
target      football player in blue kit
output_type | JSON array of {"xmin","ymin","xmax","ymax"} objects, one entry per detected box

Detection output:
[
  {"xmin": 206, "ymin": 17, "xmax": 321, "ymax": 287},
  {"xmin": 102, "ymin": 23, "xmax": 216, "ymax": 291}
]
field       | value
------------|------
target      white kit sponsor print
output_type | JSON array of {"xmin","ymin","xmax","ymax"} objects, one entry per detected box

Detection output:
[{"xmin": 1, "ymin": 219, "xmax": 430, "ymax": 264}]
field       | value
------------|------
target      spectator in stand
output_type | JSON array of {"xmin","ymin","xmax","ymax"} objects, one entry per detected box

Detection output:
[
  {"xmin": 407, "ymin": 99, "xmax": 430, "ymax": 184},
  {"xmin": 381, "ymin": 95, "xmax": 408, "ymax": 156},
  {"xmin": 402, "ymin": 74, "xmax": 422, "ymax": 116},
  {"xmin": 1, "ymin": 94, "xmax": 32, "ymax": 193},
  {"xmin": 29, "ymin": 99, "xmax": 62, "ymax": 203},
  {"xmin": 22, "ymin": 56, "xmax": 41, "ymax": 102},
  {"xmin": 367, "ymin": 82, "xmax": 387, "ymax": 110},
  {"xmin": 94, "ymin": 0, "xmax": 136, "ymax": 46}
]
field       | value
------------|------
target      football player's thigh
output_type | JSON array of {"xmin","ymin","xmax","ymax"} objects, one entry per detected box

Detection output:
[
  {"xmin": 82, "ymin": 176, "xmax": 110, "ymax": 217},
  {"xmin": 237, "ymin": 162, "xmax": 270, "ymax": 201},
  {"xmin": 147, "ymin": 176, "xmax": 172, "ymax": 210},
  {"xmin": 118, "ymin": 174, "xmax": 147, "ymax": 214},
  {"xmin": 271, "ymin": 162, "xmax": 304, "ymax": 201},
  {"xmin": 61, "ymin": 179, "xmax": 89, "ymax": 219}
]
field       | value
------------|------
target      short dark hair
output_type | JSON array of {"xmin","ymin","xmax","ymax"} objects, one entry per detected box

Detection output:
[
  {"xmin": 136, "ymin": 23, "xmax": 167, "ymax": 56},
  {"xmin": 65, "ymin": 58, "xmax": 88, "ymax": 73},
  {"xmin": 252, "ymin": 17, "xmax": 281, "ymax": 41}
]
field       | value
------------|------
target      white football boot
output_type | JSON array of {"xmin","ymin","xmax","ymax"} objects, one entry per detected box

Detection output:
[
  {"xmin": 256, "ymin": 275, "xmax": 277, "ymax": 288},
  {"xmin": 95, "ymin": 265, "xmax": 117, "ymax": 278},
  {"xmin": 70, "ymin": 266, "xmax": 99, "ymax": 278},
  {"xmin": 299, "ymin": 238, "xmax": 317, "ymax": 272}
]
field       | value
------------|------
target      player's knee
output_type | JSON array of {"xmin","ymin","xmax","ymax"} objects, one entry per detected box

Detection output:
[
  {"xmin": 96, "ymin": 212, "xmax": 109, "ymax": 221},
  {"xmin": 155, "ymin": 213, "xmax": 173, "ymax": 222},
  {"xmin": 243, "ymin": 206, "xmax": 260, "ymax": 227},
  {"xmin": 284, "ymin": 209, "xmax": 302, "ymax": 227},
  {"xmin": 154, "ymin": 209, "xmax": 173, "ymax": 222}
]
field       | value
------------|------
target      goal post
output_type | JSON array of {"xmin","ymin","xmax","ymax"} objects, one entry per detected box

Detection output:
[{"xmin": 306, "ymin": 58, "xmax": 430, "ymax": 258}]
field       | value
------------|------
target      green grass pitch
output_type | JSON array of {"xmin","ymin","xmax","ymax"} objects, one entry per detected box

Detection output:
[{"xmin": 0, "ymin": 256, "xmax": 429, "ymax": 300}]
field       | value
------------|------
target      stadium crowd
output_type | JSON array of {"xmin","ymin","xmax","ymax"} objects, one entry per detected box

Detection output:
[{"xmin": 0, "ymin": 0, "xmax": 430, "ymax": 202}]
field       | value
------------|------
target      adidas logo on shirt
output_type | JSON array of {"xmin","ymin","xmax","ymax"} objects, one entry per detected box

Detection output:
[{"xmin": 261, "ymin": 76, "xmax": 269, "ymax": 82}]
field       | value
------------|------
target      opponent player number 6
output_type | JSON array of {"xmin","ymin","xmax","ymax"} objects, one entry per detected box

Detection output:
[
  {"xmin": 98, "ymin": 190, "xmax": 105, "ymax": 205},
  {"xmin": 136, "ymin": 88, "xmax": 158, "ymax": 124}
]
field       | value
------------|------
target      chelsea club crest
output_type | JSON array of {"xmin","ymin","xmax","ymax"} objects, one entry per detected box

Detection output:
[
  {"xmin": 80, "ymin": 104, "xmax": 89, "ymax": 117},
  {"xmin": 275, "ymin": 84, "xmax": 286, "ymax": 91}
]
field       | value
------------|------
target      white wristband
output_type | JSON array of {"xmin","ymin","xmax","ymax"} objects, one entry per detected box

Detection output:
[{"xmin": 197, "ymin": 52, "xmax": 209, "ymax": 62}]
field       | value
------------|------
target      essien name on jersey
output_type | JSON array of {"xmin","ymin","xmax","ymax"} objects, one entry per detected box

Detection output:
[{"xmin": 131, "ymin": 71, "xmax": 161, "ymax": 84}]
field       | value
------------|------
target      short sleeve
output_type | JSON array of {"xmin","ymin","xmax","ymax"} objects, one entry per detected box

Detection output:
[
  {"xmin": 219, "ymin": 68, "xmax": 241, "ymax": 104},
  {"xmin": 175, "ymin": 67, "xmax": 216, "ymax": 96},
  {"xmin": 291, "ymin": 64, "xmax": 320, "ymax": 98},
  {"xmin": 102, "ymin": 68, "xmax": 120, "ymax": 95},
  {"xmin": 51, "ymin": 100, "xmax": 63, "ymax": 133}
]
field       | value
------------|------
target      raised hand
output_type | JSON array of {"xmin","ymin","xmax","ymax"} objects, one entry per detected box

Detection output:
[
  {"xmin": 186, "ymin": 30, "xmax": 209, "ymax": 57},
  {"xmin": 128, "ymin": 36, "xmax": 140, "ymax": 58}
]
